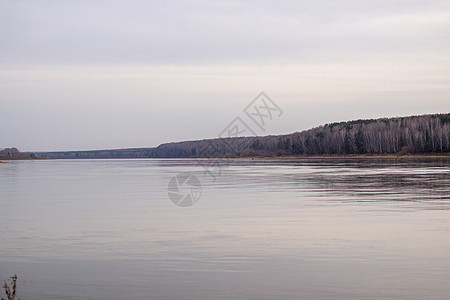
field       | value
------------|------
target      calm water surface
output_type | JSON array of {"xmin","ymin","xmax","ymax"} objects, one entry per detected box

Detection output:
[{"xmin": 1, "ymin": 158, "xmax": 450, "ymax": 299}]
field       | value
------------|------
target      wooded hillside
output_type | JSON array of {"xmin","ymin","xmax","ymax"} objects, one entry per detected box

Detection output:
[
  {"xmin": 38, "ymin": 113, "xmax": 450, "ymax": 159},
  {"xmin": 248, "ymin": 113, "xmax": 450, "ymax": 156}
]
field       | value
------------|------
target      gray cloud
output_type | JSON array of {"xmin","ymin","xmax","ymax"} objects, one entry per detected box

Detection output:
[{"xmin": 1, "ymin": 0, "xmax": 448, "ymax": 64}]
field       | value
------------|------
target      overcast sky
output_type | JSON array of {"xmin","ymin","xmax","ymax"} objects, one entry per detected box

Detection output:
[{"xmin": 1, "ymin": 0, "xmax": 449, "ymax": 151}]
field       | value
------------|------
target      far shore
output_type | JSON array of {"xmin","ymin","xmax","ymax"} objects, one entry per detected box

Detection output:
[
  {"xmin": 3, "ymin": 153, "xmax": 450, "ymax": 161},
  {"xmin": 243, "ymin": 153, "xmax": 450, "ymax": 159},
  {"xmin": 0, "ymin": 157, "xmax": 49, "ymax": 161}
]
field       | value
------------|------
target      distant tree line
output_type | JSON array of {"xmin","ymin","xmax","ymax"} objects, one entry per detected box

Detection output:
[
  {"xmin": 38, "ymin": 113, "xmax": 450, "ymax": 159},
  {"xmin": 0, "ymin": 148, "xmax": 36, "ymax": 160}
]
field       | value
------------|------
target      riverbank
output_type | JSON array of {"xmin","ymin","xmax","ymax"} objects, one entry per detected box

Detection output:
[
  {"xmin": 245, "ymin": 153, "xmax": 450, "ymax": 159},
  {"xmin": 4, "ymin": 153, "xmax": 450, "ymax": 161},
  {"xmin": 0, "ymin": 157, "xmax": 47, "ymax": 161}
]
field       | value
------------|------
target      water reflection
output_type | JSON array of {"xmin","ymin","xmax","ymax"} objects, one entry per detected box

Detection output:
[{"xmin": 209, "ymin": 158, "xmax": 450, "ymax": 210}]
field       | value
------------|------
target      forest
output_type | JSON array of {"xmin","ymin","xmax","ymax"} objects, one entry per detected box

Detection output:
[
  {"xmin": 245, "ymin": 113, "xmax": 450, "ymax": 156},
  {"xmin": 38, "ymin": 113, "xmax": 450, "ymax": 159}
]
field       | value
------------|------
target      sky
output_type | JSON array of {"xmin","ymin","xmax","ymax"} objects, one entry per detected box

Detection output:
[{"xmin": 1, "ymin": 0, "xmax": 449, "ymax": 151}]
